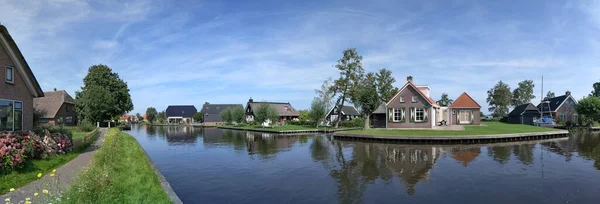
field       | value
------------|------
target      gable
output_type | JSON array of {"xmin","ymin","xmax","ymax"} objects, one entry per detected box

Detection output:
[
  {"xmin": 0, "ymin": 26, "xmax": 44, "ymax": 97},
  {"xmin": 449, "ymin": 92, "xmax": 481, "ymax": 108},
  {"xmin": 386, "ymin": 82, "xmax": 435, "ymax": 107}
]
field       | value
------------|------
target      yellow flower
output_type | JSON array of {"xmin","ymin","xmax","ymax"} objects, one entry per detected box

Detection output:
[
  {"xmin": 42, "ymin": 189, "xmax": 48, "ymax": 194},
  {"xmin": 9, "ymin": 188, "xmax": 14, "ymax": 192},
  {"xmin": 25, "ymin": 201, "xmax": 31, "ymax": 204},
  {"xmin": 37, "ymin": 173, "xmax": 42, "ymax": 178},
  {"xmin": 52, "ymin": 169, "xmax": 56, "ymax": 173},
  {"xmin": 4, "ymin": 198, "xmax": 9, "ymax": 202},
  {"xmin": 50, "ymin": 173, "xmax": 55, "ymax": 177},
  {"xmin": 25, "ymin": 197, "xmax": 31, "ymax": 201},
  {"xmin": 34, "ymin": 192, "xmax": 39, "ymax": 197}
]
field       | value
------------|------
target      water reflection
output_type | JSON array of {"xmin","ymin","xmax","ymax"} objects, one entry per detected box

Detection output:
[{"xmin": 129, "ymin": 126, "xmax": 600, "ymax": 203}]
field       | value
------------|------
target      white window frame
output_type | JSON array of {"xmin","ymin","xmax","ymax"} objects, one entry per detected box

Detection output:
[
  {"xmin": 393, "ymin": 109, "xmax": 402, "ymax": 122},
  {"xmin": 415, "ymin": 108, "xmax": 424, "ymax": 122},
  {"xmin": 5, "ymin": 67, "xmax": 14, "ymax": 84},
  {"xmin": 399, "ymin": 97, "xmax": 405, "ymax": 103},
  {"xmin": 459, "ymin": 110, "xmax": 472, "ymax": 124},
  {"xmin": 412, "ymin": 96, "xmax": 417, "ymax": 103},
  {"xmin": 0, "ymin": 98, "xmax": 23, "ymax": 132},
  {"xmin": 560, "ymin": 113, "xmax": 567, "ymax": 121}
]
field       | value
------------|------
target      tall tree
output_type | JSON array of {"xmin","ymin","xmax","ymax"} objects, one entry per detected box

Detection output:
[
  {"xmin": 487, "ymin": 81, "xmax": 512, "ymax": 117},
  {"xmin": 255, "ymin": 103, "xmax": 279, "ymax": 126},
  {"xmin": 220, "ymin": 108, "xmax": 232, "ymax": 125},
  {"xmin": 575, "ymin": 96, "xmax": 600, "ymax": 125},
  {"xmin": 330, "ymin": 48, "xmax": 365, "ymax": 128},
  {"xmin": 231, "ymin": 106, "xmax": 246, "ymax": 124},
  {"xmin": 353, "ymin": 73, "xmax": 380, "ymax": 129},
  {"xmin": 591, "ymin": 82, "xmax": 600, "ymax": 98},
  {"xmin": 298, "ymin": 110, "xmax": 310, "ymax": 122},
  {"xmin": 193, "ymin": 112, "xmax": 203, "ymax": 123},
  {"xmin": 75, "ymin": 64, "xmax": 133, "ymax": 123},
  {"xmin": 315, "ymin": 77, "xmax": 335, "ymax": 113},
  {"xmin": 512, "ymin": 80, "xmax": 536, "ymax": 106},
  {"xmin": 135, "ymin": 113, "xmax": 142, "ymax": 122},
  {"xmin": 157, "ymin": 111, "xmax": 166, "ymax": 123},
  {"xmin": 145, "ymin": 107, "xmax": 157, "ymax": 123},
  {"xmin": 544, "ymin": 91, "xmax": 555, "ymax": 101},
  {"xmin": 375, "ymin": 68, "xmax": 398, "ymax": 102},
  {"xmin": 308, "ymin": 98, "xmax": 327, "ymax": 128},
  {"xmin": 436, "ymin": 93, "xmax": 454, "ymax": 107}
]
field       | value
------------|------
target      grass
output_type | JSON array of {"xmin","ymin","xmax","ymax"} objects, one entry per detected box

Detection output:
[
  {"xmin": 0, "ymin": 153, "xmax": 79, "ymax": 194},
  {"xmin": 62, "ymin": 126, "xmax": 94, "ymax": 139},
  {"xmin": 60, "ymin": 129, "xmax": 171, "ymax": 204},
  {"xmin": 222, "ymin": 124, "xmax": 353, "ymax": 131},
  {"xmin": 339, "ymin": 121, "xmax": 556, "ymax": 136}
]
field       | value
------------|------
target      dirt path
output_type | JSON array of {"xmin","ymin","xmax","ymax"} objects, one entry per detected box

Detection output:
[{"xmin": 1, "ymin": 128, "xmax": 108, "ymax": 202}]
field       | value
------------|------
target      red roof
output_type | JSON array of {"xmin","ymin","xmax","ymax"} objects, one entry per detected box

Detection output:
[
  {"xmin": 449, "ymin": 92, "xmax": 481, "ymax": 108},
  {"xmin": 386, "ymin": 81, "xmax": 439, "ymax": 107}
]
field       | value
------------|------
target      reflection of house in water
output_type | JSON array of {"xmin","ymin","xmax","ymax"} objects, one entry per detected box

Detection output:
[
  {"xmin": 382, "ymin": 145, "xmax": 442, "ymax": 195},
  {"xmin": 244, "ymin": 132, "xmax": 298, "ymax": 158},
  {"xmin": 450, "ymin": 147, "xmax": 481, "ymax": 167},
  {"xmin": 164, "ymin": 126, "xmax": 201, "ymax": 145}
]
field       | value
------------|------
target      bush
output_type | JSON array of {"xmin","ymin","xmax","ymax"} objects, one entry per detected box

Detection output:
[
  {"xmin": 77, "ymin": 124, "xmax": 96, "ymax": 132},
  {"xmin": 337, "ymin": 118, "xmax": 365, "ymax": 128},
  {"xmin": 287, "ymin": 120, "xmax": 310, "ymax": 126},
  {"xmin": 0, "ymin": 130, "xmax": 73, "ymax": 174}
]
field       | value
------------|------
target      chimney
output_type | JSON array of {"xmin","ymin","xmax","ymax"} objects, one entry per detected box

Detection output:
[
  {"xmin": 249, "ymin": 97, "xmax": 254, "ymax": 103},
  {"xmin": 53, "ymin": 88, "xmax": 57, "ymax": 91},
  {"xmin": 566, "ymin": 91, "xmax": 571, "ymax": 96},
  {"xmin": 407, "ymin": 76, "xmax": 413, "ymax": 82}
]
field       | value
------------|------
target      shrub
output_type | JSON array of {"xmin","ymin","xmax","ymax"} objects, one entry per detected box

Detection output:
[
  {"xmin": 0, "ymin": 130, "xmax": 73, "ymax": 174},
  {"xmin": 0, "ymin": 134, "xmax": 27, "ymax": 173},
  {"xmin": 77, "ymin": 124, "xmax": 96, "ymax": 132},
  {"xmin": 288, "ymin": 120, "xmax": 310, "ymax": 126},
  {"xmin": 338, "ymin": 118, "xmax": 365, "ymax": 128}
]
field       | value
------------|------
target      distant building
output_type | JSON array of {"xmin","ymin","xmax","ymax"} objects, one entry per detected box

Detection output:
[
  {"xmin": 508, "ymin": 103, "xmax": 541, "ymax": 125},
  {"xmin": 165, "ymin": 105, "xmax": 197, "ymax": 124},
  {"xmin": 448, "ymin": 92, "xmax": 482, "ymax": 125},
  {"xmin": 201, "ymin": 104, "xmax": 244, "ymax": 126},
  {"xmin": 245, "ymin": 98, "xmax": 299, "ymax": 124},
  {"xmin": 325, "ymin": 105, "xmax": 360, "ymax": 125},
  {"xmin": 537, "ymin": 91, "xmax": 578, "ymax": 123},
  {"xmin": 33, "ymin": 89, "xmax": 77, "ymax": 125},
  {"xmin": 119, "ymin": 114, "xmax": 137, "ymax": 123}
]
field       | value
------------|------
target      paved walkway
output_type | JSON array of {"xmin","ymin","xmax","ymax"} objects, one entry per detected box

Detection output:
[{"xmin": 1, "ymin": 128, "xmax": 108, "ymax": 202}]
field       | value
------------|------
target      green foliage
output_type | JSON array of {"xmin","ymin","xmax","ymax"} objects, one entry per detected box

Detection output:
[
  {"xmin": 544, "ymin": 91, "xmax": 555, "ymax": 101},
  {"xmin": 135, "ymin": 113, "xmax": 142, "ymax": 122},
  {"xmin": 33, "ymin": 107, "xmax": 47, "ymax": 128},
  {"xmin": 75, "ymin": 65, "xmax": 133, "ymax": 123},
  {"xmin": 309, "ymin": 98, "xmax": 327, "ymax": 127},
  {"xmin": 512, "ymin": 80, "xmax": 536, "ymax": 106},
  {"xmin": 298, "ymin": 110, "xmax": 310, "ymax": 122},
  {"xmin": 487, "ymin": 81, "xmax": 512, "ymax": 118},
  {"xmin": 193, "ymin": 112, "xmax": 203, "ymax": 123},
  {"xmin": 591, "ymin": 82, "xmax": 600, "ymax": 97},
  {"xmin": 330, "ymin": 48, "xmax": 365, "ymax": 127},
  {"xmin": 255, "ymin": 103, "xmax": 279, "ymax": 125},
  {"xmin": 576, "ymin": 96, "xmax": 600, "ymax": 124},
  {"xmin": 157, "ymin": 111, "xmax": 166, "ymax": 123},
  {"xmin": 220, "ymin": 108, "xmax": 233, "ymax": 124},
  {"xmin": 339, "ymin": 117, "xmax": 364, "ymax": 127},
  {"xmin": 437, "ymin": 93, "xmax": 454, "ymax": 107},
  {"xmin": 353, "ymin": 73, "xmax": 380, "ymax": 129},
  {"xmin": 231, "ymin": 106, "xmax": 246, "ymax": 124},
  {"xmin": 375, "ymin": 68, "xmax": 398, "ymax": 102},
  {"xmin": 145, "ymin": 107, "xmax": 157, "ymax": 123},
  {"xmin": 315, "ymin": 77, "xmax": 335, "ymax": 113}
]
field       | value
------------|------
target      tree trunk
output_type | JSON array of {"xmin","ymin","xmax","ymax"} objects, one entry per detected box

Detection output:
[
  {"xmin": 335, "ymin": 83, "xmax": 349, "ymax": 128},
  {"xmin": 364, "ymin": 113, "xmax": 370, "ymax": 130}
]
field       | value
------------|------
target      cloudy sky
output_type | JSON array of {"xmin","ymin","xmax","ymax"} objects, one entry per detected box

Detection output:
[{"xmin": 1, "ymin": 0, "xmax": 599, "ymax": 114}]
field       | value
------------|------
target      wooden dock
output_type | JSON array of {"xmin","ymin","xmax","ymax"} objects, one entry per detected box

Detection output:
[
  {"xmin": 217, "ymin": 126, "xmax": 361, "ymax": 134},
  {"xmin": 332, "ymin": 130, "xmax": 570, "ymax": 144}
]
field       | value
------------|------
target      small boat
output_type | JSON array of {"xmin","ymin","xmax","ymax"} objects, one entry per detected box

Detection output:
[{"xmin": 533, "ymin": 117, "xmax": 556, "ymax": 128}]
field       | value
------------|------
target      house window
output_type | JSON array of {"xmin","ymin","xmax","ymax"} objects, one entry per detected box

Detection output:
[
  {"xmin": 393, "ymin": 109, "xmax": 403, "ymax": 122},
  {"xmin": 412, "ymin": 96, "xmax": 417, "ymax": 103},
  {"xmin": 5, "ymin": 67, "xmax": 14, "ymax": 83},
  {"xmin": 65, "ymin": 116, "xmax": 73, "ymax": 124},
  {"xmin": 0, "ymin": 99, "xmax": 23, "ymax": 131},
  {"xmin": 573, "ymin": 114, "xmax": 578, "ymax": 122},
  {"xmin": 415, "ymin": 108, "xmax": 424, "ymax": 122},
  {"xmin": 399, "ymin": 97, "xmax": 405, "ymax": 103},
  {"xmin": 560, "ymin": 113, "xmax": 567, "ymax": 121},
  {"xmin": 459, "ymin": 110, "xmax": 472, "ymax": 124}
]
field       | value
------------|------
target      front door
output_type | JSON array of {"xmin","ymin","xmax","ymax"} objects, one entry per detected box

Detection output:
[{"xmin": 459, "ymin": 110, "xmax": 472, "ymax": 124}]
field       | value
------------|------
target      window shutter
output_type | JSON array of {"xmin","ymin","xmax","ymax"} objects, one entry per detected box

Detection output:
[
  {"xmin": 409, "ymin": 107, "xmax": 415, "ymax": 123},
  {"xmin": 423, "ymin": 107, "xmax": 429, "ymax": 122},
  {"xmin": 388, "ymin": 108, "xmax": 393, "ymax": 122},
  {"xmin": 470, "ymin": 112, "xmax": 474, "ymax": 123},
  {"xmin": 401, "ymin": 107, "xmax": 406, "ymax": 122}
]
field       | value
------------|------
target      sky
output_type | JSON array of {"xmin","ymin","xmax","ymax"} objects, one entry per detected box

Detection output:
[{"xmin": 1, "ymin": 0, "xmax": 599, "ymax": 114}]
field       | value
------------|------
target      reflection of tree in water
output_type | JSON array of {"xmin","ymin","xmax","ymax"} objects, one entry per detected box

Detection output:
[
  {"xmin": 540, "ymin": 133, "xmax": 600, "ymax": 170},
  {"xmin": 164, "ymin": 126, "xmax": 202, "ymax": 145},
  {"xmin": 450, "ymin": 147, "xmax": 481, "ymax": 167},
  {"xmin": 245, "ymin": 132, "xmax": 298, "ymax": 160},
  {"xmin": 487, "ymin": 146, "xmax": 512, "ymax": 164},
  {"xmin": 513, "ymin": 144, "xmax": 535, "ymax": 165},
  {"xmin": 146, "ymin": 125, "xmax": 157, "ymax": 136}
]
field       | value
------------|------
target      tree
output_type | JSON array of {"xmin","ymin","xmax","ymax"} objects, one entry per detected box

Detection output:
[
  {"xmin": 315, "ymin": 77, "xmax": 335, "ymax": 113},
  {"xmin": 220, "ymin": 108, "xmax": 232, "ymax": 125},
  {"xmin": 436, "ymin": 93, "xmax": 454, "ymax": 107},
  {"xmin": 33, "ymin": 107, "xmax": 48, "ymax": 127},
  {"xmin": 591, "ymin": 82, "xmax": 600, "ymax": 98},
  {"xmin": 487, "ymin": 81, "xmax": 512, "ymax": 118},
  {"xmin": 231, "ymin": 106, "xmax": 246, "ymax": 124},
  {"xmin": 75, "ymin": 64, "xmax": 133, "ymax": 123},
  {"xmin": 255, "ymin": 103, "xmax": 279, "ymax": 126},
  {"xmin": 512, "ymin": 80, "xmax": 536, "ymax": 106},
  {"xmin": 330, "ymin": 48, "xmax": 365, "ymax": 128},
  {"xmin": 375, "ymin": 68, "xmax": 398, "ymax": 102},
  {"xmin": 157, "ymin": 111, "xmax": 166, "ymax": 123},
  {"xmin": 145, "ymin": 107, "xmax": 157, "ymax": 123},
  {"xmin": 308, "ymin": 98, "xmax": 327, "ymax": 128},
  {"xmin": 544, "ymin": 91, "xmax": 555, "ymax": 101},
  {"xmin": 353, "ymin": 73, "xmax": 380, "ymax": 129},
  {"xmin": 193, "ymin": 112, "xmax": 203, "ymax": 123},
  {"xmin": 575, "ymin": 96, "xmax": 600, "ymax": 125},
  {"xmin": 135, "ymin": 113, "xmax": 142, "ymax": 122},
  {"xmin": 298, "ymin": 110, "xmax": 310, "ymax": 122}
]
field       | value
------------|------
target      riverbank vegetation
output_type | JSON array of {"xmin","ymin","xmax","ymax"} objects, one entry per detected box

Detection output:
[
  {"xmin": 60, "ymin": 129, "xmax": 170, "ymax": 203},
  {"xmin": 339, "ymin": 122, "xmax": 554, "ymax": 136}
]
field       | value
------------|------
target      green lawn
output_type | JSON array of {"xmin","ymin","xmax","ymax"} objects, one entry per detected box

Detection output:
[
  {"xmin": 0, "ymin": 153, "xmax": 79, "ymax": 194},
  {"xmin": 223, "ymin": 124, "xmax": 348, "ymax": 131},
  {"xmin": 339, "ymin": 122, "xmax": 556, "ymax": 136},
  {"xmin": 63, "ymin": 126, "xmax": 93, "ymax": 139},
  {"xmin": 59, "ymin": 129, "xmax": 171, "ymax": 203}
]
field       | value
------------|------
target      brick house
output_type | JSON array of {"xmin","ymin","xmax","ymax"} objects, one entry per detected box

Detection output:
[
  {"xmin": 384, "ymin": 77, "xmax": 440, "ymax": 128},
  {"xmin": 0, "ymin": 25, "xmax": 45, "ymax": 131},
  {"xmin": 245, "ymin": 98, "xmax": 299, "ymax": 124},
  {"xmin": 201, "ymin": 104, "xmax": 244, "ymax": 126},
  {"xmin": 448, "ymin": 92, "xmax": 481, "ymax": 125},
  {"xmin": 537, "ymin": 91, "xmax": 578, "ymax": 123},
  {"xmin": 33, "ymin": 89, "xmax": 77, "ymax": 126}
]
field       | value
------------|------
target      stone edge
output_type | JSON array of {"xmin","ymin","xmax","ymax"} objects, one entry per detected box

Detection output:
[
  {"xmin": 217, "ymin": 126, "xmax": 361, "ymax": 134},
  {"xmin": 332, "ymin": 130, "xmax": 570, "ymax": 141}
]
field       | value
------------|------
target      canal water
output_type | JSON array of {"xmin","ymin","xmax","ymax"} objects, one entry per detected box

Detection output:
[{"xmin": 127, "ymin": 125, "xmax": 600, "ymax": 204}]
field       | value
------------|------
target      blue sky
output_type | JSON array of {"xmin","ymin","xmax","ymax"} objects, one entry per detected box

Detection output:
[{"xmin": 1, "ymin": 0, "xmax": 599, "ymax": 114}]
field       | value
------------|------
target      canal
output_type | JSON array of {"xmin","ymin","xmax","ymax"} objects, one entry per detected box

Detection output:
[{"xmin": 127, "ymin": 125, "xmax": 600, "ymax": 204}]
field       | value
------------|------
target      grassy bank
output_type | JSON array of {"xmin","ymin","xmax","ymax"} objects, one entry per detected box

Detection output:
[
  {"xmin": 222, "ymin": 124, "xmax": 338, "ymax": 131},
  {"xmin": 0, "ymin": 153, "xmax": 79, "ymax": 193},
  {"xmin": 339, "ymin": 122, "xmax": 555, "ymax": 136},
  {"xmin": 60, "ymin": 129, "xmax": 170, "ymax": 203}
]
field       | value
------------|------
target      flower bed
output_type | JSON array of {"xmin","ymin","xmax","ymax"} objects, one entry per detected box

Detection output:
[{"xmin": 0, "ymin": 130, "xmax": 73, "ymax": 174}]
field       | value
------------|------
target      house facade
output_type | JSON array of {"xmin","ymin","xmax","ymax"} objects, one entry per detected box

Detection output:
[
  {"xmin": 448, "ymin": 92, "xmax": 481, "ymax": 125},
  {"xmin": 325, "ymin": 105, "xmax": 360, "ymax": 124},
  {"xmin": 33, "ymin": 89, "xmax": 77, "ymax": 126},
  {"xmin": 245, "ymin": 98, "xmax": 299, "ymax": 124},
  {"xmin": 0, "ymin": 25, "xmax": 44, "ymax": 131},
  {"xmin": 508, "ymin": 103, "xmax": 540, "ymax": 125},
  {"xmin": 537, "ymin": 91, "xmax": 578, "ymax": 123},
  {"xmin": 201, "ymin": 104, "xmax": 244, "ymax": 126},
  {"xmin": 165, "ymin": 105, "xmax": 197, "ymax": 124},
  {"xmin": 385, "ymin": 77, "xmax": 440, "ymax": 128}
]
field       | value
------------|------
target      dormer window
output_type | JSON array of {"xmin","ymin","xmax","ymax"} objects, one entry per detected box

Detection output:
[
  {"xmin": 5, "ymin": 67, "xmax": 14, "ymax": 84},
  {"xmin": 412, "ymin": 96, "xmax": 417, "ymax": 103},
  {"xmin": 399, "ymin": 97, "xmax": 405, "ymax": 103}
]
